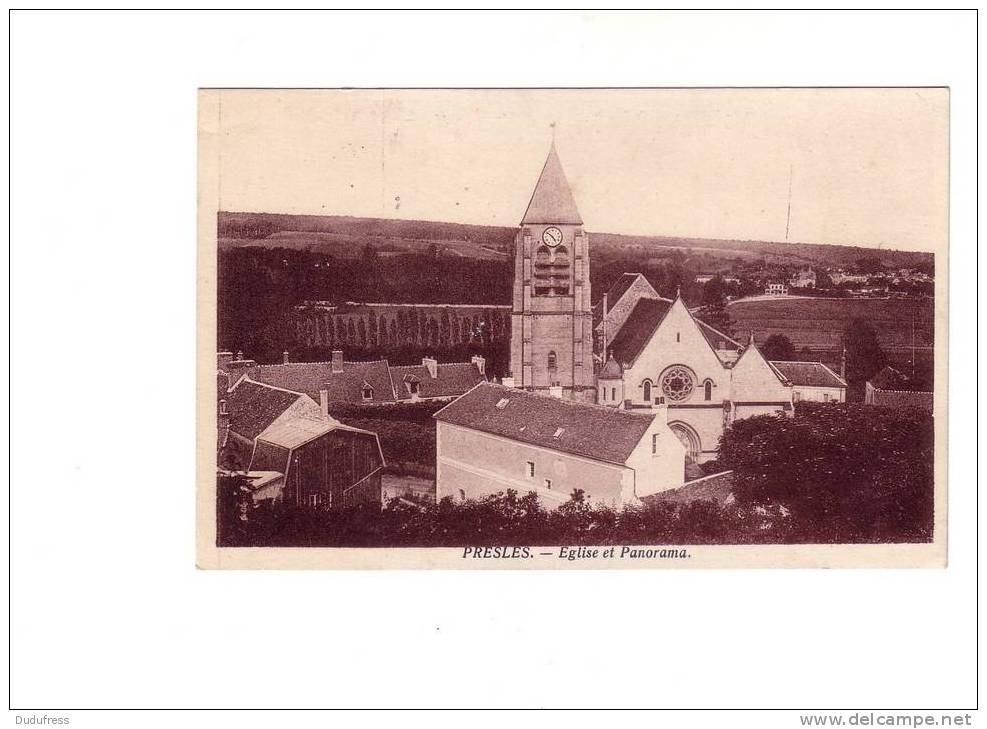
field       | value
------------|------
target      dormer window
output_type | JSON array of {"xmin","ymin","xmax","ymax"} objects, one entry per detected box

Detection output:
[
  {"xmin": 361, "ymin": 383, "xmax": 374, "ymax": 401},
  {"xmin": 410, "ymin": 381, "xmax": 420, "ymax": 395},
  {"xmin": 496, "ymin": 398, "xmax": 509, "ymax": 409}
]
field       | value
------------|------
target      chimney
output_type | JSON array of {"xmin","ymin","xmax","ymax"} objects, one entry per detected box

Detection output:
[
  {"xmin": 217, "ymin": 351, "xmax": 234, "ymax": 370},
  {"xmin": 470, "ymin": 354, "xmax": 486, "ymax": 376},
  {"xmin": 422, "ymin": 356, "xmax": 438, "ymax": 379},
  {"xmin": 840, "ymin": 346, "xmax": 847, "ymax": 381},
  {"xmin": 501, "ymin": 375, "xmax": 516, "ymax": 388},
  {"xmin": 319, "ymin": 388, "xmax": 329, "ymax": 420},
  {"xmin": 331, "ymin": 350, "xmax": 344, "ymax": 374},
  {"xmin": 283, "ymin": 350, "xmax": 290, "ymax": 365},
  {"xmin": 548, "ymin": 384, "xmax": 563, "ymax": 399}
]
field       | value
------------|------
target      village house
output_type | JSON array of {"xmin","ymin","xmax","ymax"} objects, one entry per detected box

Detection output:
[
  {"xmin": 220, "ymin": 349, "xmax": 485, "ymax": 405},
  {"xmin": 764, "ymin": 281, "xmax": 789, "ymax": 296},
  {"xmin": 789, "ymin": 267, "xmax": 817, "ymax": 288},
  {"xmin": 217, "ymin": 357, "xmax": 385, "ymax": 508},
  {"xmin": 434, "ymin": 382, "xmax": 686, "ymax": 508},
  {"xmin": 769, "ymin": 360, "xmax": 847, "ymax": 403}
]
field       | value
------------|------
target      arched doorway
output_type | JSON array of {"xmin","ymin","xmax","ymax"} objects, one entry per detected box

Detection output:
[{"xmin": 668, "ymin": 421, "xmax": 701, "ymax": 463}]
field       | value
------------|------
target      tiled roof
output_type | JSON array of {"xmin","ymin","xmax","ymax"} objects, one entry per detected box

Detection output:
[
  {"xmin": 225, "ymin": 379, "xmax": 305, "ymax": 441},
  {"xmin": 608, "ymin": 299, "xmax": 673, "ymax": 365},
  {"xmin": 390, "ymin": 362, "xmax": 485, "ymax": 401},
  {"xmin": 770, "ymin": 361, "xmax": 847, "ymax": 388},
  {"xmin": 521, "ymin": 143, "xmax": 583, "ymax": 225},
  {"xmin": 247, "ymin": 360, "xmax": 397, "ymax": 404},
  {"xmin": 694, "ymin": 318, "xmax": 742, "ymax": 353},
  {"xmin": 434, "ymin": 383, "xmax": 656, "ymax": 465}
]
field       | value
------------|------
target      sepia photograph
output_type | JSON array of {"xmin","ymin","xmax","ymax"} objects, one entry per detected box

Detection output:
[
  {"xmin": 11, "ymin": 8, "xmax": 975, "ymax": 720},
  {"xmin": 198, "ymin": 88, "xmax": 947, "ymax": 567}
]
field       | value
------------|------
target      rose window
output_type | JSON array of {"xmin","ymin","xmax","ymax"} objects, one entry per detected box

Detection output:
[{"xmin": 660, "ymin": 366, "xmax": 695, "ymax": 402}]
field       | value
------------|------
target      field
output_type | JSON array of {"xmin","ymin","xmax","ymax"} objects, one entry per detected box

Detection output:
[{"xmin": 728, "ymin": 296, "xmax": 935, "ymax": 366}]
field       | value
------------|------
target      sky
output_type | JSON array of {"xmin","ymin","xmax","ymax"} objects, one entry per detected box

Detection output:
[{"xmin": 207, "ymin": 88, "xmax": 948, "ymax": 252}]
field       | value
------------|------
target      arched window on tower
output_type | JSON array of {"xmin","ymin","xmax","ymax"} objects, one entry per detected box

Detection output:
[
  {"xmin": 643, "ymin": 380, "xmax": 652, "ymax": 403},
  {"xmin": 704, "ymin": 380, "xmax": 713, "ymax": 401},
  {"xmin": 547, "ymin": 351, "xmax": 557, "ymax": 371}
]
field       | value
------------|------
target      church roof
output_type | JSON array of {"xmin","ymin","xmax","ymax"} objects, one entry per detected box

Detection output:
[
  {"xmin": 604, "ymin": 273, "xmax": 648, "ymax": 308},
  {"xmin": 521, "ymin": 143, "xmax": 583, "ymax": 225},
  {"xmin": 608, "ymin": 299, "xmax": 674, "ymax": 365},
  {"xmin": 599, "ymin": 355, "xmax": 623, "ymax": 380},
  {"xmin": 770, "ymin": 361, "xmax": 847, "ymax": 389},
  {"xmin": 434, "ymin": 383, "xmax": 655, "ymax": 465}
]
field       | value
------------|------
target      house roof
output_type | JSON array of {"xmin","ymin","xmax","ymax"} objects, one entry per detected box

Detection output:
[
  {"xmin": 770, "ymin": 361, "xmax": 847, "ymax": 389},
  {"xmin": 434, "ymin": 383, "xmax": 656, "ymax": 465},
  {"xmin": 256, "ymin": 416, "xmax": 339, "ymax": 451},
  {"xmin": 225, "ymin": 379, "xmax": 306, "ymax": 440},
  {"xmin": 521, "ymin": 143, "xmax": 583, "ymax": 225},
  {"xmin": 608, "ymin": 299, "xmax": 674, "ymax": 365},
  {"xmin": 389, "ymin": 362, "xmax": 485, "ymax": 401},
  {"xmin": 247, "ymin": 359, "xmax": 397, "ymax": 404}
]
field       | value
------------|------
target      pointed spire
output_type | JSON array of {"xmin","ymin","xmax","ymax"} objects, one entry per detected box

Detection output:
[
  {"xmin": 521, "ymin": 143, "xmax": 583, "ymax": 225},
  {"xmin": 748, "ymin": 330, "xmax": 756, "ymax": 346}
]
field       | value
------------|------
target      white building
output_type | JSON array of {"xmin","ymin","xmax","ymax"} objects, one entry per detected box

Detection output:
[
  {"xmin": 769, "ymin": 361, "xmax": 847, "ymax": 403},
  {"xmin": 598, "ymin": 289, "xmax": 794, "ymax": 464},
  {"xmin": 434, "ymin": 382, "xmax": 686, "ymax": 507},
  {"xmin": 764, "ymin": 282, "xmax": 788, "ymax": 296}
]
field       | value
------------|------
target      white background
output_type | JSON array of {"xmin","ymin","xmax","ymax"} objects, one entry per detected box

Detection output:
[{"xmin": 7, "ymin": 9, "xmax": 980, "ymax": 722}]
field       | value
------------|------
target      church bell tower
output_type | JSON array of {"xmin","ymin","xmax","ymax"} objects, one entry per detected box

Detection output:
[{"xmin": 509, "ymin": 143, "xmax": 596, "ymax": 401}]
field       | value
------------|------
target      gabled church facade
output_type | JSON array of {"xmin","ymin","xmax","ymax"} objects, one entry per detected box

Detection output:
[{"xmin": 504, "ymin": 145, "xmax": 795, "ymax": 465}]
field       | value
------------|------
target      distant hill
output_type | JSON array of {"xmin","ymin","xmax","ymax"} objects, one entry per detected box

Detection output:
[{"xmin": 217, "ymin": 211, "xmax": 934, "ymax": 269}]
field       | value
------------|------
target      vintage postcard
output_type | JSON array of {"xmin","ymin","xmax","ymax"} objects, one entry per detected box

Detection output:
[{"xmin": 197, "ymin": 88, "xmax": 947, "ymax": 569}]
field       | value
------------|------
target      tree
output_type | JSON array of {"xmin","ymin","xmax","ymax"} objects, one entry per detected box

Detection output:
[
  {"xmin": 718, "ymin": 403, "xmax": 933, "ymax": 543},
  {"xmin": 761, "ymin": 334, "xmax": 796, "ymax": 361},
  {"xmin": 843, "ymin": 318, "xmax": 886, "ymax": 383}
]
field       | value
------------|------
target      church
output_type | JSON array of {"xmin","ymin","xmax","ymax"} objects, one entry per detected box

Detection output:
[{"xmin": 502, "ymin": 144, "xmax": 795, "ymax": 465}]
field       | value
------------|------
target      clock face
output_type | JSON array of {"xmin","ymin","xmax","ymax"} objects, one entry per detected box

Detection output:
[{"xmin": 542, "ymin": 226, "xmax": 564, "ymax": 247}]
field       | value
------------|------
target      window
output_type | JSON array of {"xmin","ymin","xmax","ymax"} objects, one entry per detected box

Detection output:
[
  {"xmin": 544, "ymin": 479, "xmax": 552, "ymax": 490},
  {"xmin": 823, "ymin": 393, "xmax": 831, "ymax": 402},
  {"xmin": 676, "ymin": 332, "xmax": 681, "ymax": 342},
  {"xmin": 643, "ymin": 381, "xmax": 652, "ymax": 402},
  {"xmin": 553, "ymin": 427, "xmax": 565, "ymax": 438},
  {"xmin": 652, "ymin": 434, "xmax": 658, "ymax": 454},
  {"xmin": 660, "ymin": 366, "xmax": 695, "ymax": 402},
  {"xmin": 496, "ymin": 397, "xmax": 510, "ymax": 409},
  {"xmin": 362, "ymin": 385, "xmax": 373, "ymax": 401},
  {"xmin": 409, "ymin": 381, "xmax": 420, "ymax": 395},
  {"xmin": 526, "ymin": 461, "xmax": 535, "ymax": 478},
  {"xmin": 611, "ymin": 387, "xmax": 616, "ymax": 401},
  {"xmin": 704, "ymin": 381, "xmax": 712, "ymax": 401},
  {"xmin": 793, "ymin": 391, "xmax": 801, "ymax": 402},
  {"xmin": 547, "ymin": 351, "xmax": 557, "ymax": 370}
]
